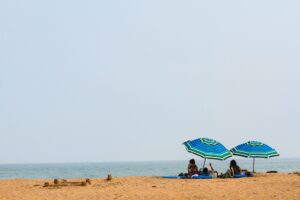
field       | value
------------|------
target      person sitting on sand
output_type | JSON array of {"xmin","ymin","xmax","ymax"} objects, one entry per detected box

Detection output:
[
  {"xmin": 188, "ymin": 159, "xmax": 199, "ymax": 176},
  {"xmin": 201, "ymin": 167, "xmax": 209, "ymax": 176},
  {"xmin": 219, "ymin": 160, "xmax": 253, "ymax": 178},
  {"xmin": 230, "ymin": 160, "xmax": 241, "ymax": 176}
]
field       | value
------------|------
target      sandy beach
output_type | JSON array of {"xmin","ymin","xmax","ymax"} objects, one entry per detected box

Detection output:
[{"xmin": 0, "ymin": 173, "xmax": 299, "ymax": 200}]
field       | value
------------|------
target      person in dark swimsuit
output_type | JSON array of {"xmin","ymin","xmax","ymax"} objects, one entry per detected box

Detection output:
[
  {"xmin": 230, "ymin": 160, "xmax": 241, "ymax": 176},
  {"xmin": 201, "ymin": 167, "xmax": 209, "ymax": 176},
  {"xmin": 188, "ymin": 159, "xmax": 199, "ymax": 176}
]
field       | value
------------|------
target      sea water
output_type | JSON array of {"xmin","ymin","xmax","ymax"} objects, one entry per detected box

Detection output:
[{"xmin": 0, "ymin": 158, "xmax": 299, "ymax": 179}]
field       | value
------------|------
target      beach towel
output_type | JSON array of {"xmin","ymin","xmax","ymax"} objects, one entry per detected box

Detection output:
[
  {"xmin": 162, "ymin": 175, "xmax": 212, "ymax": 179},
  {"xmin": 233, "ymin": 174, "xmax": 248, "ymax": 178},
  {"xmin": 191, "ymin": 175, "xmax": 212, "ymax": 179}
]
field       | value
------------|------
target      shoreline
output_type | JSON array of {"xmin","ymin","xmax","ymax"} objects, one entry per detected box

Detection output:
[{"xmin": 0, "ymin": 171, "xmax": 298, "ymax": 180}]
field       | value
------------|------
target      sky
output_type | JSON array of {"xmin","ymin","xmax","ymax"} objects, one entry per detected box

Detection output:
[{"xmin": 0, "ymin": 0, "xmax": 300, "ymax": 163}]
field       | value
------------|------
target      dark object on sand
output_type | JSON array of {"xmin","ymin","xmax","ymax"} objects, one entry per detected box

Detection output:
[
  {"xmin": 107, "ymin": 174, "xmax": 112, "ymax": 181},
  {"xmin": 292, "ymin": 171, "xmax": 300, "ymax": 175},
  {"xmin": 178, "ymin": 172, "xmax": 188, "ymax": 176},
  {"xmin": 267, "ymin": 171, "xmax": 278, "ymax": 173},
  {"xmin": 43, "ymin": 179, "xmax": 91, "ymax": 187},
  {"xmin": 86, "ymin": 178, "xmax": 91, "ymax": 184},
  {"xmin": 44, "ymin": 182, "xmax": 50, "ymax": 187}
]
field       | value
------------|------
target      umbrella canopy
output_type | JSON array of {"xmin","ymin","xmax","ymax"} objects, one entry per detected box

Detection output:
[
  {"xmin": 230, "ymin": 141, "xmax": 279, "ymax": 172},
  {"xmin": 183, "ymin": 138, "xmax": 232, "ymax": 168},
  {"xmin": 231, "ymin": 141, "xmax": 279, "ymax": 158}
]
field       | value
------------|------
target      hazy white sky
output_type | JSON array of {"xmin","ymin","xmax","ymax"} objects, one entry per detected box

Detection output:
[{"xmin": 1, "ymin": 0, "xmax": 299, "ymax": 163}]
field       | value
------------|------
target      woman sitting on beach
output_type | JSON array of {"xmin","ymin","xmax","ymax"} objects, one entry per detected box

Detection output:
[
  {"xmin": 188, "ymin": 159, "xmax": 199, "ymax": 176},
  {"xmin": 230, "ymin": 160, "xmax": 242, "ymax": 176},
  {"xmin": 230, "ymin": 160, "xmax": 253, "ymax": 177},
  {"xmin": 219, "ymin": 160, "xmax": 252, "ymax": 178}
]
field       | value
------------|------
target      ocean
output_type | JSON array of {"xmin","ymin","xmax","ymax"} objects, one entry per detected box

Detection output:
[{"xmin": 0, "ymin": 158, "xmax": 299, "ymax": 179}]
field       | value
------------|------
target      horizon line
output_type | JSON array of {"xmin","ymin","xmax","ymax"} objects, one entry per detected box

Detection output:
[{"xmin": 1, "ymin": 156, "xmax": 299, "ymax": 165}]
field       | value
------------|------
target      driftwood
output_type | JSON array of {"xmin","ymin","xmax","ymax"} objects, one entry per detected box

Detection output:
[
  {"xmin": 266, "ymin": 171, "xmax": 278, "ymax": 173},
  {"xmin": 44, "ymin": 178, "xmax": 91, "ymax": 187}
]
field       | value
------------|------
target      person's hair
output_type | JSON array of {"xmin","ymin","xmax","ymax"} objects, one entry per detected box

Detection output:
[
  {"xmin": 189, "ymin": 159, "xmax": 195, "ymax": 164},
  {"xmin": 203, "ymin": 167, "xmax": 208, "ymax": 174},
  {"xmin": 230, "ymin": 160, "xmax": 237, "ymax": 167}
]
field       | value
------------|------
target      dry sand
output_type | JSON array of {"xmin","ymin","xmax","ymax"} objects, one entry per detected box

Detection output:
[{"xmin": 0, "ymin": 173, "xmax": 299, "ymax": 200}]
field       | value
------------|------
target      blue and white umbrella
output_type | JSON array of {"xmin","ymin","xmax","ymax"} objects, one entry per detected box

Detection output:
[
  {"xmin": 183, "ymin": 138, "xmax": 232, "ymax": 168},
  {"xmin": 231, "ymin": 141, "xmax": 279, "ymax": 172}
]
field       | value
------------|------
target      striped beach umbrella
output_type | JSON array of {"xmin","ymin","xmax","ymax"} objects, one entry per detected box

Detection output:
[
  {"xmin": 230, "ymin": 141, "xmax": 279, "ymax": 172},
  {"xmin": 183, "ymin": 138, "xmax": 232, "ymax": 168}
]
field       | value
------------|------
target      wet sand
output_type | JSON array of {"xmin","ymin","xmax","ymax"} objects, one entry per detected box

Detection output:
[{"xmin": 0, "ymin": 173, "xmax": 299, "ymax": 200}]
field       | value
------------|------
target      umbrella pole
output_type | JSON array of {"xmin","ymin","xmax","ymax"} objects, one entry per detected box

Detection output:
[
  {"xmin": 252, "ymin": 158, "xmax": 255, "ymax": 173},
  {"xmin": 202, "ymin": 158, "xmax": 206, "ymax": 170}
]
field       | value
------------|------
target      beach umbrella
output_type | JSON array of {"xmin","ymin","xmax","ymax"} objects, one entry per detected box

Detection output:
[
  {"xmin": 183, "ymin": 138, "xmax": 232, "ymax": 169},
  {"xmin": 230, "ymin": 141, "xmax": 279, "ymax": 172}
]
